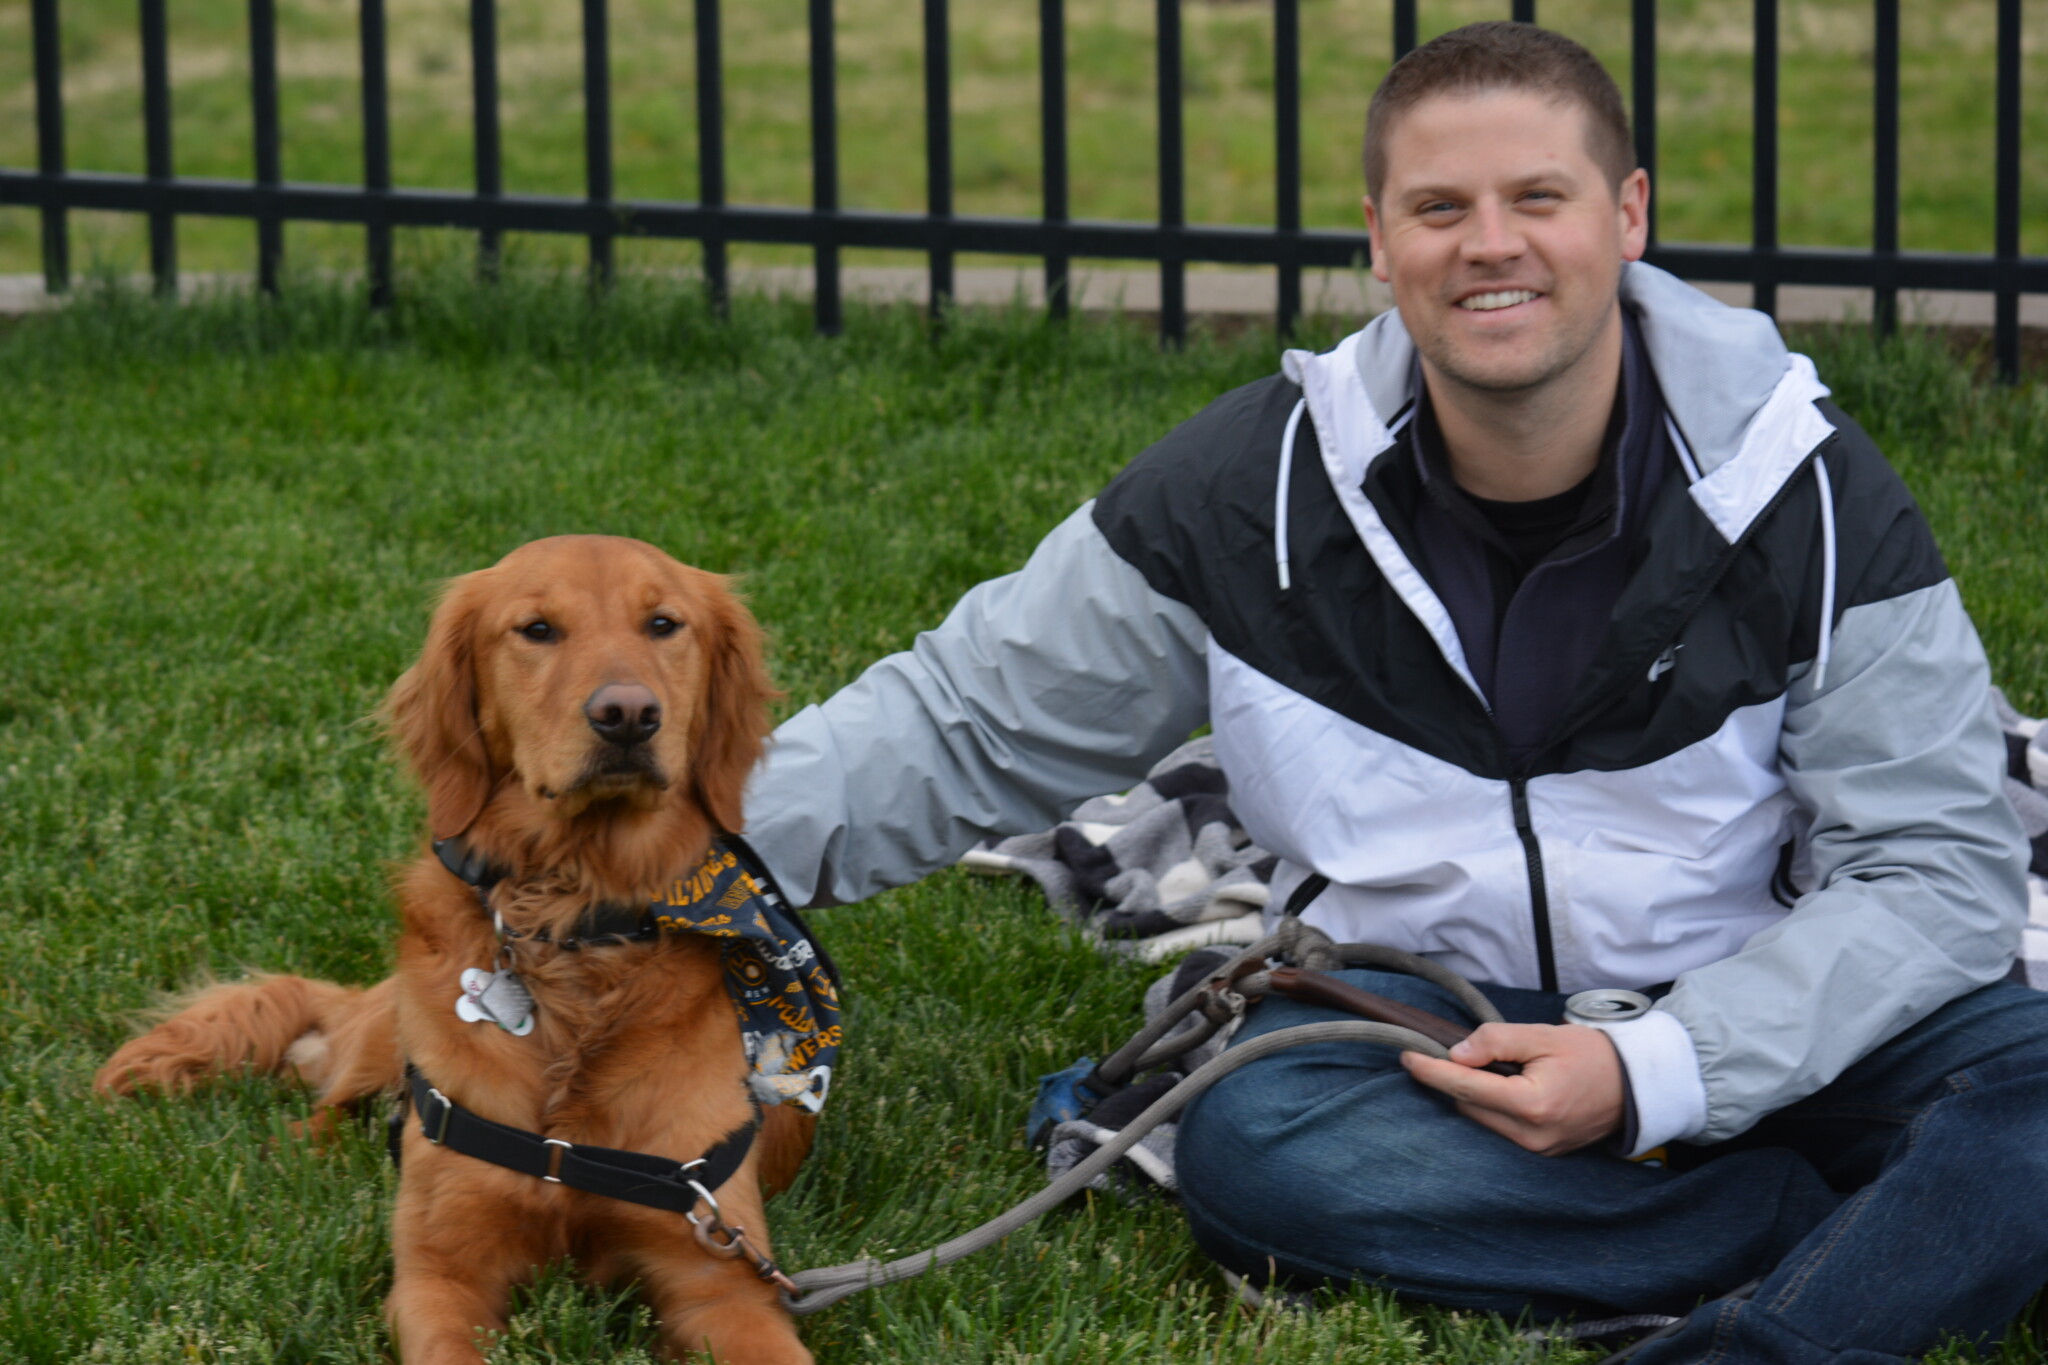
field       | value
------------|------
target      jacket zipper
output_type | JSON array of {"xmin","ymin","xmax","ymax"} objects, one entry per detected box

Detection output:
[
  {"xmin": 1503, "ymin": 438, "xmax": 1837, "ymax": 996},
  {"xmin": 1508, "ymin": 777, "xmax": 1558, "ymax": 994}
]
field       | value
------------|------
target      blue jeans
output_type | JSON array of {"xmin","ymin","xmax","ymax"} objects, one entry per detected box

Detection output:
[{"xmin": 1176, "ymin": 969, "xmax": 2048, "ymax": 1364}]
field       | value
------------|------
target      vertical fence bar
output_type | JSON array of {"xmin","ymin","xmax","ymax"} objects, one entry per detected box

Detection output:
[
  {"xmin": 249, "ymin": 0, "xmax": 283, "ymax": 294},
  {"xmin": 583, "ymin": 0, "xmax": 614, "ymax": 285},
  {"xmin": 31, "ymin": 0, "xmax": 68, "ymax": 293},
  {"xmin": 1394, "ymin": 0, "xmax": 1417, "ymax": 60},
  {"xmin": 361, "ymin": 0, "xmax": 393, "ymax": 307},
  {"xmin": 1993, "ymin": 0, "xmax": 2020, "ymax": 383},
  {"xmin": 1275, "ymin": 0, "xmax": 1301, "ymax": 334},
  {"xmin": 1632, "ymin": 0, "xmax": 1657, "ymax": 248},
  {"xmin": 808, "ymin": 0, "xmax": 840, "ymax": 335},
  {"xmin": 1040, "ymin": 0, "xmax": 1069, "ymax": 318},
  {"xmin": 471, "ymin": 0, "xmax": 502, "ymax": 278},
  {"xmin": 924, "ymin": 0, "xmax": 953, "ymax": 322},
  {"xmin": 1512, "ymin": 0, "xmax": 1535, "ymax": 23},
  {"xmin": 694, "ymin": 0, "xmax": 728, "ymax": 314},
  {"xmin": 141, "ymin": 0, "xmax": 175, "ymax": 296},
  {"xmin": 1156, "ymin": 0, "xmax": 1185, "ymax": 345},
  {"xmin": 1751, "ymin": 0, "xmax": 1777, "ymax": 318},
  {"xmin": 1872, "ymin": 0, "xmax": 1898, "ymax": 336}
]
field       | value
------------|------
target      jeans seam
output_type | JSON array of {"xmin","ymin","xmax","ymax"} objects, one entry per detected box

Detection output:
[
  {"xmin": 1699, "ymin": 1298, "xmax": 1738, "ymax": 1365},
  {"xmin": 1767, "ymin": 1095, "xmax": 1941, "ymax": 1318}
]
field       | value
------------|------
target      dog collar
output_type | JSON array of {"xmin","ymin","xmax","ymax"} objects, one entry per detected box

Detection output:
[{"xmin": 432, "ymin": 834, "xmax": 843, "ymax": 1114}]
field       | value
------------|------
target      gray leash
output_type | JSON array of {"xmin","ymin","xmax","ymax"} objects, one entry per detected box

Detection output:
[
  {"xmin": 782, "ymin": 920, "xmax": 1495, "ymax": 1315},
  {"xmin": 781, "ymin": 1018, "xmax": 1448, "ymax": 1314}
]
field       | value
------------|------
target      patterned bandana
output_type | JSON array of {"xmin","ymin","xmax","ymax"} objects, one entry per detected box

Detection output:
[{"xmin": 653, "ymin": 840, "xmax": 842, "ymax": 1114}]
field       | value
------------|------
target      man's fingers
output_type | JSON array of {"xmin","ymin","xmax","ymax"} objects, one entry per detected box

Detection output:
[
  {"xmin": 1447, "ymin": 1022, "xmax": 1544, "ymax": 1067},
  {"xmin": 1402, "ymin": 1049, "xmax": 1527, "ymax": 1108}
]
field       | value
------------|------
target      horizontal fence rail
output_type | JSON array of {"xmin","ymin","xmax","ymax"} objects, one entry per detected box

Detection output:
[{"xmin": 3, "ymin": 1, "xmax": 2038, "ymax": 379}]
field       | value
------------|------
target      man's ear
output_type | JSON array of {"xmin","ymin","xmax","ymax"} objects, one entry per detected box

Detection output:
[
  {"xmin": 1363, "ymin": 195, "xmax": 1392, "ymax": 283},
  {"xmin": 1618, "ymin": 168, "xmax": 1651, "ymax": 263},
  {"xmin": 384, "ymin": 571, "xmax": 496, "ymax": 841}
]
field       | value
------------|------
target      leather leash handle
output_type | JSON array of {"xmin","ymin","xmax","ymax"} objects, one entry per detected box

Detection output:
[{"xmin": 1264, "ymin": 966, "xmax": 1522, "ymax": 1077}]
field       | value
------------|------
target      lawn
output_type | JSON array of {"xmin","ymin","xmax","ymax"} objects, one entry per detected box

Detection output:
[
  {"xmin": 2, "ymin": 0, "xmax": 2046, "ymax": 280},
  {"xmin": 0, "ymin": 271, "xmax": 2044, "ymax": 1363}
]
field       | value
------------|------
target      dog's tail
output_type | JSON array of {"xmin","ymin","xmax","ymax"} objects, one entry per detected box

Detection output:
[{"xmin": 96, "ymin": 973, "xmax": 400, "ymax": 1105}]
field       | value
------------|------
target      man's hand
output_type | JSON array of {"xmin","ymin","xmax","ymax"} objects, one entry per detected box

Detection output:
[{"xmin": 1400, "ymin": 1023, "xmax": 1624, "ymax": 1156}]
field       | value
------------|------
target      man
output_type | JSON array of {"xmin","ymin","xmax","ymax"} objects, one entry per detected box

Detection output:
[{"xmin": 746, "ymin": 23, "xmax": 2047, "ymax": 1363}]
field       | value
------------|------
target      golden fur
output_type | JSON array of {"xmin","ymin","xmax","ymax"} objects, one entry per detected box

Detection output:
[{"xmin": 98, "ymin": 536, "xmax": 813, "ymax": 1364}]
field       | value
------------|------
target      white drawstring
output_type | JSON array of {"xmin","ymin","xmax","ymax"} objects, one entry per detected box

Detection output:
[
  {"xmin": 1665, "ymin": 414, "xmax": 1702, "ymax": 485},
  {"xmin": 1811, "ymin": 456, "xmax": 1837, "ymax": 691},
  {"xmin": 1275, "ymin": 398, "xmax": 1306, "ymax": 590}
]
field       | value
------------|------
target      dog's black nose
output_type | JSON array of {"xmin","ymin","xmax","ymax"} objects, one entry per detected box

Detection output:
[{"xmin": 584, "ymin": 683, "xmax": 662, "ymax": 748}]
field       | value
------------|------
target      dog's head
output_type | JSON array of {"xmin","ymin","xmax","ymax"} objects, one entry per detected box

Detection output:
[{"xmin": 386, "ymin": 536, "xmax": 776, "ymax": 845}]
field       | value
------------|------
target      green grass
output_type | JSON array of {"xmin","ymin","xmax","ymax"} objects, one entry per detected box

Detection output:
[
  {"xmin": 0, "ymin": 270, "xmax": 2043, "ymax": 1363},
  {"xmin": 2, "ymin": 0, "xmax": 2046, "ymax": 280}
]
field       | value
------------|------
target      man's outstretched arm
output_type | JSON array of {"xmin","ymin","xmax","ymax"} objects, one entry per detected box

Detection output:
[{"xmin": 743, "ymin": 504, "xmax": 1212, "ymax": 908}]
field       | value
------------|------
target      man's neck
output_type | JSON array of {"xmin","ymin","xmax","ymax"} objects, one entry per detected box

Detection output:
[{"xmin": 1422, "ymin": 309, "xmax": 1625, "ymax": 503}]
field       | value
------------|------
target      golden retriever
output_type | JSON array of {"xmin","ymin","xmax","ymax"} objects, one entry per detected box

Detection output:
[{"xmin": 98, "ymin": 535, "xmax": 819, "ymax": 1365}]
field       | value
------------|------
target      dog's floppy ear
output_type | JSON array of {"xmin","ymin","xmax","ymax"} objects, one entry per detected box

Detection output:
[
  {"xmin": 687, "ymin": 570, "xmax": 779, "ymax": 835},
  {"xmin": 385, "ymin": 570, "xmax": 496, "ymax": 841}
]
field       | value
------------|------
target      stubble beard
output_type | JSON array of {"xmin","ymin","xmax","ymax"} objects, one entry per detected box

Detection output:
[{"xmin": 1419, "ymin": 291, "xmax": 1618, "ymax": 402}]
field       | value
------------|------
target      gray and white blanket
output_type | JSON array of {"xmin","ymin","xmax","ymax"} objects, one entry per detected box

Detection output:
[{"xmin": 968, "ymin": 692, "xmax": 2048, "ymax": 1196}]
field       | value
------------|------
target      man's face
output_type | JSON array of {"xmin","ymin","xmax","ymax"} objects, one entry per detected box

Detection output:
[{"xmin": 1363, "ymin": 90, "xmax": 1649, "ymax": 399}]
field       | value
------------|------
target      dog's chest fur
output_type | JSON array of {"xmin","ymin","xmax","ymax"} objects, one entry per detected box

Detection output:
[{"xmin": 401, "ymin": 861, "xmax": 753, "ymax": 1155}]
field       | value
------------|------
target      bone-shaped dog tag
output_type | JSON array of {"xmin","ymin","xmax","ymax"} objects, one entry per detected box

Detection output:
[{"xmin": 455, "ymin": 967, "xmax": 536, "ymax": 1036}]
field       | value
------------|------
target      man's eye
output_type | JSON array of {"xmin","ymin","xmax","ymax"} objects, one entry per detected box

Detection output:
[
  {"xmin": 649, "ymin": 616, "xmax": 682, "ymax": 638},
  {"xmin": 518, "ymin": 621, "xmax": 556, "ymax": 642}
]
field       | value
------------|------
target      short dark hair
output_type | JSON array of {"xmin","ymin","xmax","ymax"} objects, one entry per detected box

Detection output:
[{"xmin": 1363, "ymin": 22, "xmax": 1635, "ymax": 201}]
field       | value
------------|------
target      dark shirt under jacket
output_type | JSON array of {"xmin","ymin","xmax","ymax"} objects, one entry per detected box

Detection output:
[{"xmin": 1408, "ymin": 310, "xmax": 1674, "ymax": 766}]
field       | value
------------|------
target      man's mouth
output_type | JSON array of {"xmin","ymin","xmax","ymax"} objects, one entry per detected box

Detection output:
[{"xmin": 1456, "ymin": 289, "xmax": 1541, "ymax": 312}]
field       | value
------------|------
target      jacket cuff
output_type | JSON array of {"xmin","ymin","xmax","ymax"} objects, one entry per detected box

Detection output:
[{"xmin": 1585, "ymin": 1008, "xmax": 1708, "ymax": 1156}]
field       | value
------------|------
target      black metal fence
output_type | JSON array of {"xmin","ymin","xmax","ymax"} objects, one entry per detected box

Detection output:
[{"xmin": 2, "ymin": 1, "xmax": 2040, "ymax": 379}]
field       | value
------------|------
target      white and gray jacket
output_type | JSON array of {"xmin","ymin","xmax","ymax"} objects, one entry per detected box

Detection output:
[{"xmin": 745, "ymin": 262, "xmax": 2027, "ymax": 1153}]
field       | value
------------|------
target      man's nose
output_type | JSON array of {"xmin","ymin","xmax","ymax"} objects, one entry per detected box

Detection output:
[{"xmin": 1460, "ymin": 200, "xmax": 1526, "ymax": 263}]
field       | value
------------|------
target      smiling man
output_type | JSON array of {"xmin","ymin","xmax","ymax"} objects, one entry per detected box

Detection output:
[{"xmin": 746, "ymin": 23, "xmax": 2048, "ymax": 1363}]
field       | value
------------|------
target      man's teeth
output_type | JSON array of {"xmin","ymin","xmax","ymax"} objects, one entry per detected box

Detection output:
[{"xmin": 1458, "ymin": 290, "xmax": 1538, "ymax": 311}]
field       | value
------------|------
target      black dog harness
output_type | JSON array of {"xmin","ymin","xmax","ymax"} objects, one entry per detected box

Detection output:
[{"xmin": 395, "ymin": 835, "xmax": 839, "ymax": 1288}]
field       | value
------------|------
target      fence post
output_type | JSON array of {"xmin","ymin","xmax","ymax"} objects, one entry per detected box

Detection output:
[
  {"xmin": 141, "ymin": 0, "xmax": 175, "ymax": 297},
  {"xmin": 1994, "ymin": 0, "xmax": 2021, "ymax": 384},
  {"xmin": 361, "ymin": 0, "xmax": 393, "ymax": 308},
  {"xmin": 1040, "ymin": 0, "xmax": 1069, "ymax": 319},
  {"xmin": 1632, "ymin": 0, "xmax": 1657, "ymax": 250},
  {"xmin": 1156, "ymin": 0, "xmax": 1185, "ymax": 347},
  {"xmin": 924, "ymin": 0, "xmax": 954, "ymax": 325},
  {"xmin": 809, "ymin": 0, "xmax": 841, "ymax": 336},
  {"xmin": 584, "ymin": 0, "xmax": 615, "ymax": 287},
  {"xmin": 250, "ymin": 0, "xmax": 283, "ymax": 294},
  {"xmin": 694, "ymin": 0, "xmax": 728, "ymax": 316},
  {"xmin": 30, "ymin": 0, "xmax": 67, "ymax": 294},
  {"xmin": 1872, "ymin": 0, "xmax": 1899, "ymax": 338},
  {"xmin": 1275, "ymin": 0, "xmax": 1301, "ymax": 335},
  {"xmin": 472, "ymin": 0, "xmax": 502, "ymax": 280},
  {"xmin": 1751, "ymin": 0, "xmax": 1778, "ymax": 319}
]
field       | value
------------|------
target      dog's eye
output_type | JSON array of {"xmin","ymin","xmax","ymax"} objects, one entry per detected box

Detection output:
[
  {"xmin": 518, "ymin": 620, "xmax": 556, "ymax": 643},
  {"xmin": 649, "ymin": 616, "xmax": 681, "ymax": 638}
]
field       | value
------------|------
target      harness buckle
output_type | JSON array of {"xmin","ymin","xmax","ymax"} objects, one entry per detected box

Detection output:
[
  {"xmin": 427, "ymin": 1088, "xmax": 453, "ymax": 1145},
  {"xmin": 542, "ymin": 1137, "xmax": 571, "ymax": 1183}
]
